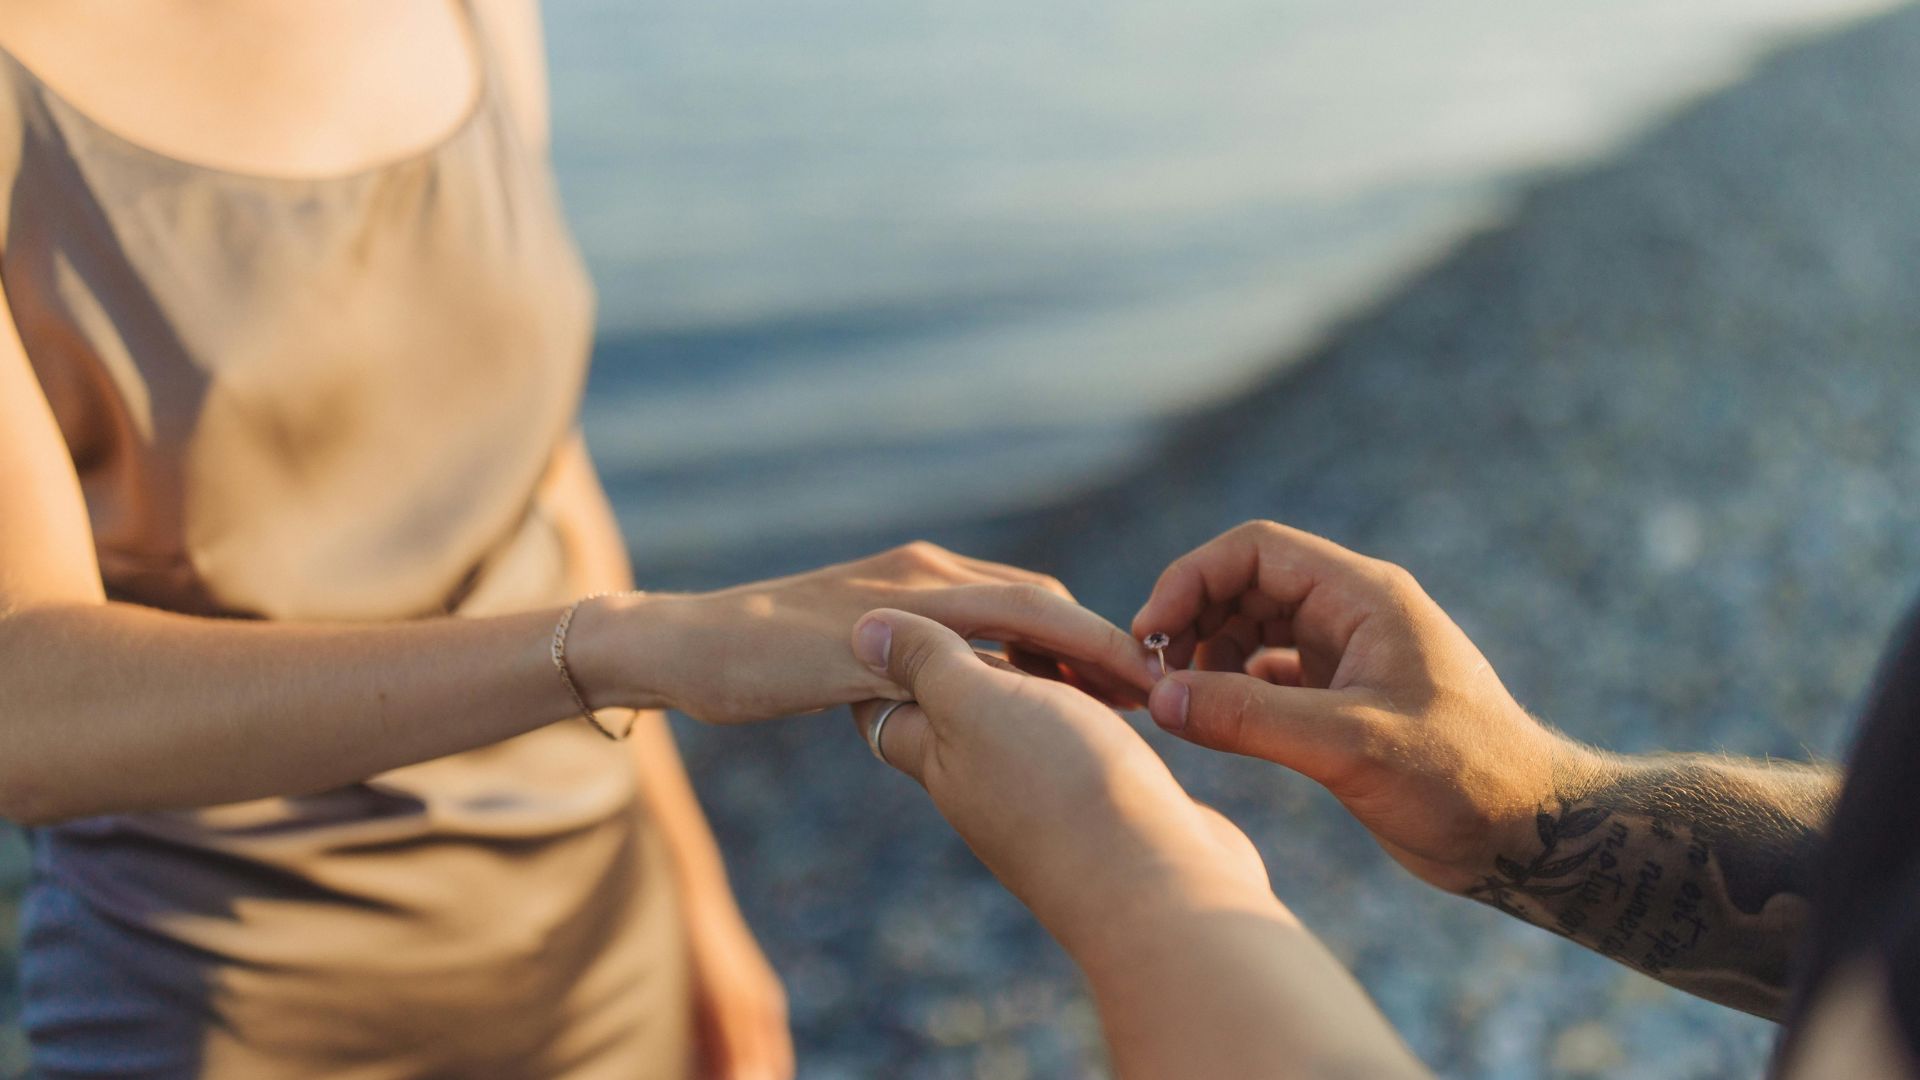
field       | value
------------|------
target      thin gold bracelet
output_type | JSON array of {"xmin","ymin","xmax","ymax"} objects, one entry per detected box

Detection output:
[{"xmin": 550, "ymin": 591, "xmax": 642, "ymax": 741}]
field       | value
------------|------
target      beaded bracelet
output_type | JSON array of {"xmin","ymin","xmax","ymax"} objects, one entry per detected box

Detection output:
[{"xmin": 550, "ymin": 592, "xmax": 642, "ymax": 740}]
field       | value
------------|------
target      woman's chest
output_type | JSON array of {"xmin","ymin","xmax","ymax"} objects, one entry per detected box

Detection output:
[
  {"xmin": 0, "ymin": 0, "xmax": 481, "ymax": 180},
  {"xmin": 9, "ymin": 147, "xmax": 595, "ymax": 471}
]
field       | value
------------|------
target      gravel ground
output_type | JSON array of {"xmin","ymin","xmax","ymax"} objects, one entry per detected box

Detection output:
[
  {"xmin": 663, "ymin": 8, "xmax": 1920, "ymax": 1078},
  {"xmin": 9, "ymin": 6, "xmax": 1920, "ymax": 1078}
]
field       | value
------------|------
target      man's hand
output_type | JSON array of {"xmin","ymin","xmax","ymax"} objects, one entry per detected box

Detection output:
[
  {"xmin": 1133, "ymin": 519, "xmax": 1573, "ymax": 893},
  {"xmin": 847, "ymin": 610, "xmax": 1270, "ymax": 937},
  {"xmin": 1133, "ymin": 520, "xmax": 1838, "ymax": 1019},
  {"xmin": 847, "ymin": 609, "xmax": 1430, "ymax": 1080}
]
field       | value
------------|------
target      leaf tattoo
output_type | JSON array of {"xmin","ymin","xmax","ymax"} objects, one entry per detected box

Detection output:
[
  {"xmin": 1471, "ymin": 804, "xmax": 1615, "ymax": 914},
  {"xmin": 1558, "ymin": 807, "xmax": 1609, "ymax": 838},
  {"xmin": 1534, "ymin": 844, "xmax": 1600, "ymax": 879}
]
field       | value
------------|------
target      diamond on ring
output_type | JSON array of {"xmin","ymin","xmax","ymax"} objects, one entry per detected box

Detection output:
[{"xmin": 1143, "ymin": 632, "xmax": 1170, "ymax": 673}]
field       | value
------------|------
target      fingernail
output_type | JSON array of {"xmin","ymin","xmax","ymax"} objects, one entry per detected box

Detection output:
[
  {"xmin": 1149, "ymin": 677, "xmax": 1189, "ymax": 733},
  {"xmin": 853, "ymin": 616, "xmax": 892, "ymax": 671},
  {"xmin": 1146, "ymin": 652, "xmax": 1166, "ymax": 681}
]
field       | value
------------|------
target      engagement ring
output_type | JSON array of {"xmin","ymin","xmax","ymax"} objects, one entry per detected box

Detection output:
[{"xmin": 1143, "ymin": 632, "xmax": 1170, "ymax": 673}]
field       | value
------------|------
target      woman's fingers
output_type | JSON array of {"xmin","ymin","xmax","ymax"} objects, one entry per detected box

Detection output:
[
  {"xmin": 1001, "ymin": 647, "xmax": 1139, "ymax": 707},
  {"xmin": 867, "ymin": 543, "xmax": 1145, "ymax": 692},
  {"xmin": 948, "ymin": 553, "xmax": 1075, "ymax": 599},
  {"xmin": 928, "ymin": 551, "xmax": 1134, "ymax": 693},
  {"xmin": 972, "ymin": 649, "xmax": 1025, "ymax": 675},
  {"xmin": 905, "ymin": 584, "xmax": 1155, "ymax": 693},
  {"xmin": 1004, "ymin": 645, "xmax": 1064, "ymax": 681},
  {"xmin": 954, "ymin": 558, "xmax": 1149, "ymax": 696}
]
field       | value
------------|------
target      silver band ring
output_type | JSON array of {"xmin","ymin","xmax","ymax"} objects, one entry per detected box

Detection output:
[{"xmin": 867, "ymin": 699, "xmax": 914, "ymax": 765}]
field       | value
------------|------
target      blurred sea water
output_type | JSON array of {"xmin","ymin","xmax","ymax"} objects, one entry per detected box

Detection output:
[{"xmin": 547, "ymin": 0, "xmax": 1900, "ymax": 576}]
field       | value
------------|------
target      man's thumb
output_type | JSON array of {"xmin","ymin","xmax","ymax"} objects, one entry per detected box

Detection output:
[
  {"xmin": 851, "ymin": 607, "xmax": 982, "ymax": 708},
  {"xmin": 1148, "ymin": 670, "xmax": 1367, "ymax": 783}
]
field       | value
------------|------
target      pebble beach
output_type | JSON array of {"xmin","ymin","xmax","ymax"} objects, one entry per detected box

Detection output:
[
  {"xmin": 647, "ymin": 9, "xmax": 1920, "ymax": 1077},
  {"xmin": 9, "ymin": 5, "xmax": 1920, "ymax": 1078}
]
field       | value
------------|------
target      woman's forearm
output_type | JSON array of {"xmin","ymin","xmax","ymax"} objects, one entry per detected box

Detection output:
[{"xmin": 0, "ymin": 597, "xmax": 659, "ymax": 824}]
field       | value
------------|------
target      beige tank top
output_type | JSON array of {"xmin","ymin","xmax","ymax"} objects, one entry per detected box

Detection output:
[{"xmin": 0, "ymin": 5, "xmax": 690, "ymax": 1075}]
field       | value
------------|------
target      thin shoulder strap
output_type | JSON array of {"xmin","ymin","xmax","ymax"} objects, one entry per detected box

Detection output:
[
  {"xmin": 455, "ymin": 0, "xmax": 495, "ymax": 73},
  {"xmin": 453, "ymin": 0, "xmax": 548, "ymax": 151},
  {"xmin": 0, "ymin": 49, "xmax": 37, "ymax": 254}
]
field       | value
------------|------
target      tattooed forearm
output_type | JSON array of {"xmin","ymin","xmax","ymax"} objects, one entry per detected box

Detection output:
[{"xmin": 1466, "ymin": 753, "xmax": 1839, "ymax": 1020}]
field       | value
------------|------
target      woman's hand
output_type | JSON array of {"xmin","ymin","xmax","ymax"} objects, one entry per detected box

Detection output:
[
  {"xmin": 846, "ymin": 608, "xmax": 1269, "ymax": 943},
  {"xmin": 682, "ymin": 880, "xmax": 793, "ymax": 1080},
  {"xmin": 580, "ymin": 543, "xmax": 1154, "ymax": 726},
  {"xmin": 1132, "ymin": 520, "xmax": 1587, "ymax": 894}
]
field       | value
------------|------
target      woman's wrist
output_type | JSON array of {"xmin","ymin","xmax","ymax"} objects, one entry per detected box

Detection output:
[{"xmin": 561, "ymin": 590, "xmax": 691, "ymax": 714}]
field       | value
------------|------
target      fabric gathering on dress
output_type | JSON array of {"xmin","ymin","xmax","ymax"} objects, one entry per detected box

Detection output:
[{"xmin": 0, "ymin": 2, "xmax": 691, "ymax": 1076}]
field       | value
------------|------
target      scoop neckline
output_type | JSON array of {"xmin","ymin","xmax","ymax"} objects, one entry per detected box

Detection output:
[{"xmin": 0, "ymin": 1, "xmax": 490, "ymax": 188}]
